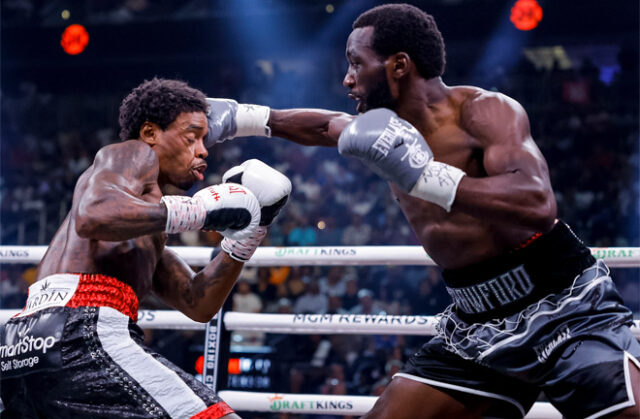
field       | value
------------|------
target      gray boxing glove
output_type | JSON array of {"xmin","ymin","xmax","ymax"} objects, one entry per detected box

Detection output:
[
  {"xmin": 205, "ymin": 98, "xmax": 271, "ymax": 146},
  {"xmin": 338, "ymin": 108, "xmax": 465, "ymax": 211}
]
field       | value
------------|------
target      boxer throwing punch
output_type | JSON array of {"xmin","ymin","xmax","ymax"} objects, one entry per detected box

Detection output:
[
  {"xmin": 0, "ymin": 78, "xmax": 291, "ymax": 418},
  {"xmin": 205, "ymin": 4, "xmax": 640, "ymax": 419}
]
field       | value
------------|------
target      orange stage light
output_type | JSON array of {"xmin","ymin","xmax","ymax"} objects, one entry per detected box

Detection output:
[
  {"xmin": 61, "ymin": 24, "xmax": 89, "ymax": 55},
  {"xmin": 510, "ymin": 0, "xmax": 543, "ymax": 31}
]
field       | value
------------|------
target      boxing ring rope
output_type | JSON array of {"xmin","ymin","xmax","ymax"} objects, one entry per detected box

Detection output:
[
  {"xmin": 2, "ymin": 245, "xmax": 640, "ymax": 418},
  {"xmin": 1, "ymin": 245, "xmax": 639, "ymax": 267}
]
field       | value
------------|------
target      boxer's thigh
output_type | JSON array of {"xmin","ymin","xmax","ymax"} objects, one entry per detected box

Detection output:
[{"xmin": 365, "ymin": 337, "xmax": 539, "ymax": 419}]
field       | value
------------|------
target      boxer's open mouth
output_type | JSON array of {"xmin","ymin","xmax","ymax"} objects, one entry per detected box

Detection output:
[{"xmin": 191, "ymin": 164, "xmax": 207, "ymax": 181}]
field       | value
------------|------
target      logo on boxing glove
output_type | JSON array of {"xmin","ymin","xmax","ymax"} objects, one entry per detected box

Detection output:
[
  {"xmin": 222, "ymin": 159, "xmax": 292, "ymax": 226},
  {"xmin": 372, "ymin": 116, "xmax": 430, "ymax": 169}
]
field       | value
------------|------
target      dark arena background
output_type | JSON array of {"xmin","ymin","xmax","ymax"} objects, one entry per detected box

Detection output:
[{"xmin": 1, "ymin": 0, "xmax": 638, "ymax": 418}]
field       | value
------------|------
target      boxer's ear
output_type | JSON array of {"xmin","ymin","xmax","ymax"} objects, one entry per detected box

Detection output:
[
  {"xmin": 139, "ymin": 121, "xmax": 159, "ymax": 146},
  {"xmin": 388, "ymin": 52, "xmax": 411, "ymax": 80}
]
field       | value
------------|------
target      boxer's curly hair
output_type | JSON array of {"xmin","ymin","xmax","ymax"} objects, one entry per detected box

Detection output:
[
  {"xmin": 353, "ymin": 3, "xmax": 446, "ymax": 80},
  {"xmin": 118, "ymin": 78, "xmax": 208, "ymax": 141}
]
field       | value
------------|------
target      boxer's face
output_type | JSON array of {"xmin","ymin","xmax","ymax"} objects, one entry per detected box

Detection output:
[
  {"xmin": 344, "ymin": 26, "xmax": 396, "ymax": 113},
  {"xmin": 152, "ymin": 112, "xmax": 209, "ymax": 190}
]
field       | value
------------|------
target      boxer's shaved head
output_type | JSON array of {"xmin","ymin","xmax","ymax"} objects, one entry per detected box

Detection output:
[
  {"xmin": 118, "ymin": 77, "xmax": 208, "ymax": 141},
  {"xmin": 353, "ymin": 3, "xmax": 446, "ymax": 80}
]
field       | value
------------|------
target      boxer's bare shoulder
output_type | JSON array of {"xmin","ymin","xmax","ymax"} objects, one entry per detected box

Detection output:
[
  {"xmin": 458, "ymin": 88, "xmax": 532, "ymax": 147},
  {"xmin": 92, "ymin": 140, "xmax": 160, "ymax": 183}
]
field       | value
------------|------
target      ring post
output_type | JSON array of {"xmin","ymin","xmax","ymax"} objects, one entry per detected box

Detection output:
[{"xmin": 202, "ymin": 309, "xmax": 224, "ymax": 391}]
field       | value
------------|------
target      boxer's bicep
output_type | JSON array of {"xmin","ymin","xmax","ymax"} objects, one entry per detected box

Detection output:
[
  {"xmin": 453, "ymin": 93, "xmax": 556, "ymax": 230},
  {"xmin": 460, "ymin": 91, "xmax": 544, "ymax": 178},
  {"xmin": 75, "ymin": 142, "xmax": 166, "ymax": 240}
]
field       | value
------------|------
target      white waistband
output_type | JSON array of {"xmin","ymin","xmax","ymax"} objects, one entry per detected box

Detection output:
[{"xmin": 17, "ymin": 274, "xmax": 81, "ymax": 318}]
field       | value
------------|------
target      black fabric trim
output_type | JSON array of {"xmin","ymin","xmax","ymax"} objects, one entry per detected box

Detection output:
[{"xmin": 442, "ymin": 221, "xmax": 596, "ymax": 322}]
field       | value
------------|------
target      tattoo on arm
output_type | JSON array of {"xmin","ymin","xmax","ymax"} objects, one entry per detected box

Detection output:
[
  {"xmin": 154, "ymin": 248, "xmax": 242, "ymax": 321},
  {"xmin": 75, "ymin": 141, "xmax": 167, "ymax": 240}
]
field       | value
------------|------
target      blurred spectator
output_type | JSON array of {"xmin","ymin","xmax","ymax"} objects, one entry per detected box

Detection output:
[
  {"xmin": 410, "ymin": 268, "xmax": 450, "ymax": 315},
  {"xmin": 350, "ymin": 289, "xmax": 386, "ymax": 315},
  {"xmin": 287, "ymin": 216, "xmax": 317, "ymax": 246},
  {"xmin": 294, "ymin": 279, "xmax": 328, "ymax": 314},
  {"xmin": 319, "ymin": 266, "xmax": 347, "ymax": 297},
  {"xmin": 342, "ymin": 278, "xmax": 360, "ymax": 311},
  {"xmin": 341, "ymin": 214, "xmax": 372, "ymax": 246},
  {"xmin": 255, "ymin": 267, "xmax": 278, "ymax": 309},
  {"xmin": 231, "ymin": 280, "xmax": 264, "ymax": 346},
  {"xmin": 327, "ymin": 293, "xmax": 347, "ymax": 315},
  {"xmin": 232, "ymin": 280, "xmax": 262, "ymax": 313}
]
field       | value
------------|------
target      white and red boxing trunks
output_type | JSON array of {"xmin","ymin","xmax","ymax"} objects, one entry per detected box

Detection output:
[{"xmin": 0, "ymin": 273, "xmax": 233, "ymax": 419}]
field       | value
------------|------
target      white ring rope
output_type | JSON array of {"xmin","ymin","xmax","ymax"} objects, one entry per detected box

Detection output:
[
  {"xmin": 217, "ymin": 390, "xmax": 562, "ymax": 419},
  {"xmin": 1, "ymin": 245, "xmax": 639, "ymax": 267},
  {"xmin": 1, "ymin": 311, "xmax": 639, "ymax": 338},
  {"xmin": 224, "ymin": 312, "xmax": 440, "ymax": 335}
]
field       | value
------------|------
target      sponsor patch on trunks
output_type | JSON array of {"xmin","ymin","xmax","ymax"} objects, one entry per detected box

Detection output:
[
  {"xmin": 18, "ymin": 274, "xmax": 80, "ymax": 317},
  {"xmin": 1, "ymin": 311, "xmax": 66, "ymax": 378}
]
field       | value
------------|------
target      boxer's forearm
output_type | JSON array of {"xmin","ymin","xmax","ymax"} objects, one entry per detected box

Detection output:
[
  {"xmin": 269, "ymin": 109, "xmax": 354, "ymax": 147},
  {"xmin": 186, "ymin": 253, "xmax": 244, "ymax": 321},
  {"xmin": 153, "ymin": 248, "xmax": 243, "ymax": 323}
]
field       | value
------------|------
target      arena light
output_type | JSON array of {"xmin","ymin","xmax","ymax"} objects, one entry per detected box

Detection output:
[
  {"xmin": 195, "ymin": 355, "xmax": 204, "ymax": 374},
  {"xmin": 60, "ymin": 24, "xmax": 89, "ymax": 55},
  {"xmin": 510, "ymin": 0, "xmax": 543, "ymax": 31},
  {"xmin": 228, "ymin": 358, "xmax": 241, "ymax": 375}
]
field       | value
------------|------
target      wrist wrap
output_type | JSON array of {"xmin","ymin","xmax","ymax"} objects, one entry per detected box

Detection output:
[
  {"xmin": 220, "ymin": 226, "xmax": 268, "ymax": 262},
  {"xmin": 160, "ymin": 195, "xmax": 206, "ymax": 234},
  {"xmin": 236, "ymin": 104, "xmax": 271, "ymax": 138}
]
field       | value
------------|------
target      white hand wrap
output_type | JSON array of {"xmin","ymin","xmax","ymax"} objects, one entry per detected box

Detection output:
[
  {"xmin": 220, "ymin": 226, "xmax": 268, "ymax": 262},
  {"xmin": 235, "ymin": 104, "xmax": 271, "ymax": 138},
  {"xmin": 160, "ymin": 195, "xmax": 206, "ymax": 234},
  {"xmin": 409, "ymin": 162, "xmax": 466, "ymax": 212}
]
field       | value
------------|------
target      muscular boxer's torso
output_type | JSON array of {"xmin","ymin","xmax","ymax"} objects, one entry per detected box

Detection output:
[
  {"xmin": 391, "ymin": 86, "xmax": 552, "ymax": 269},
  {"xmin": 36, "ymin": 142, "xmax": 166, "ymax": 297}
]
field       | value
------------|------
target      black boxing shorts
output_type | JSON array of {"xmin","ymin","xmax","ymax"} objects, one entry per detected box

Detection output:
[
  {"xmin": 0, "ymin": 273, "xmax": 233, "ymax": 419},
  {"xmin": 396, "ymin": 221, "xmax": 640, "ymax": 418}
]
